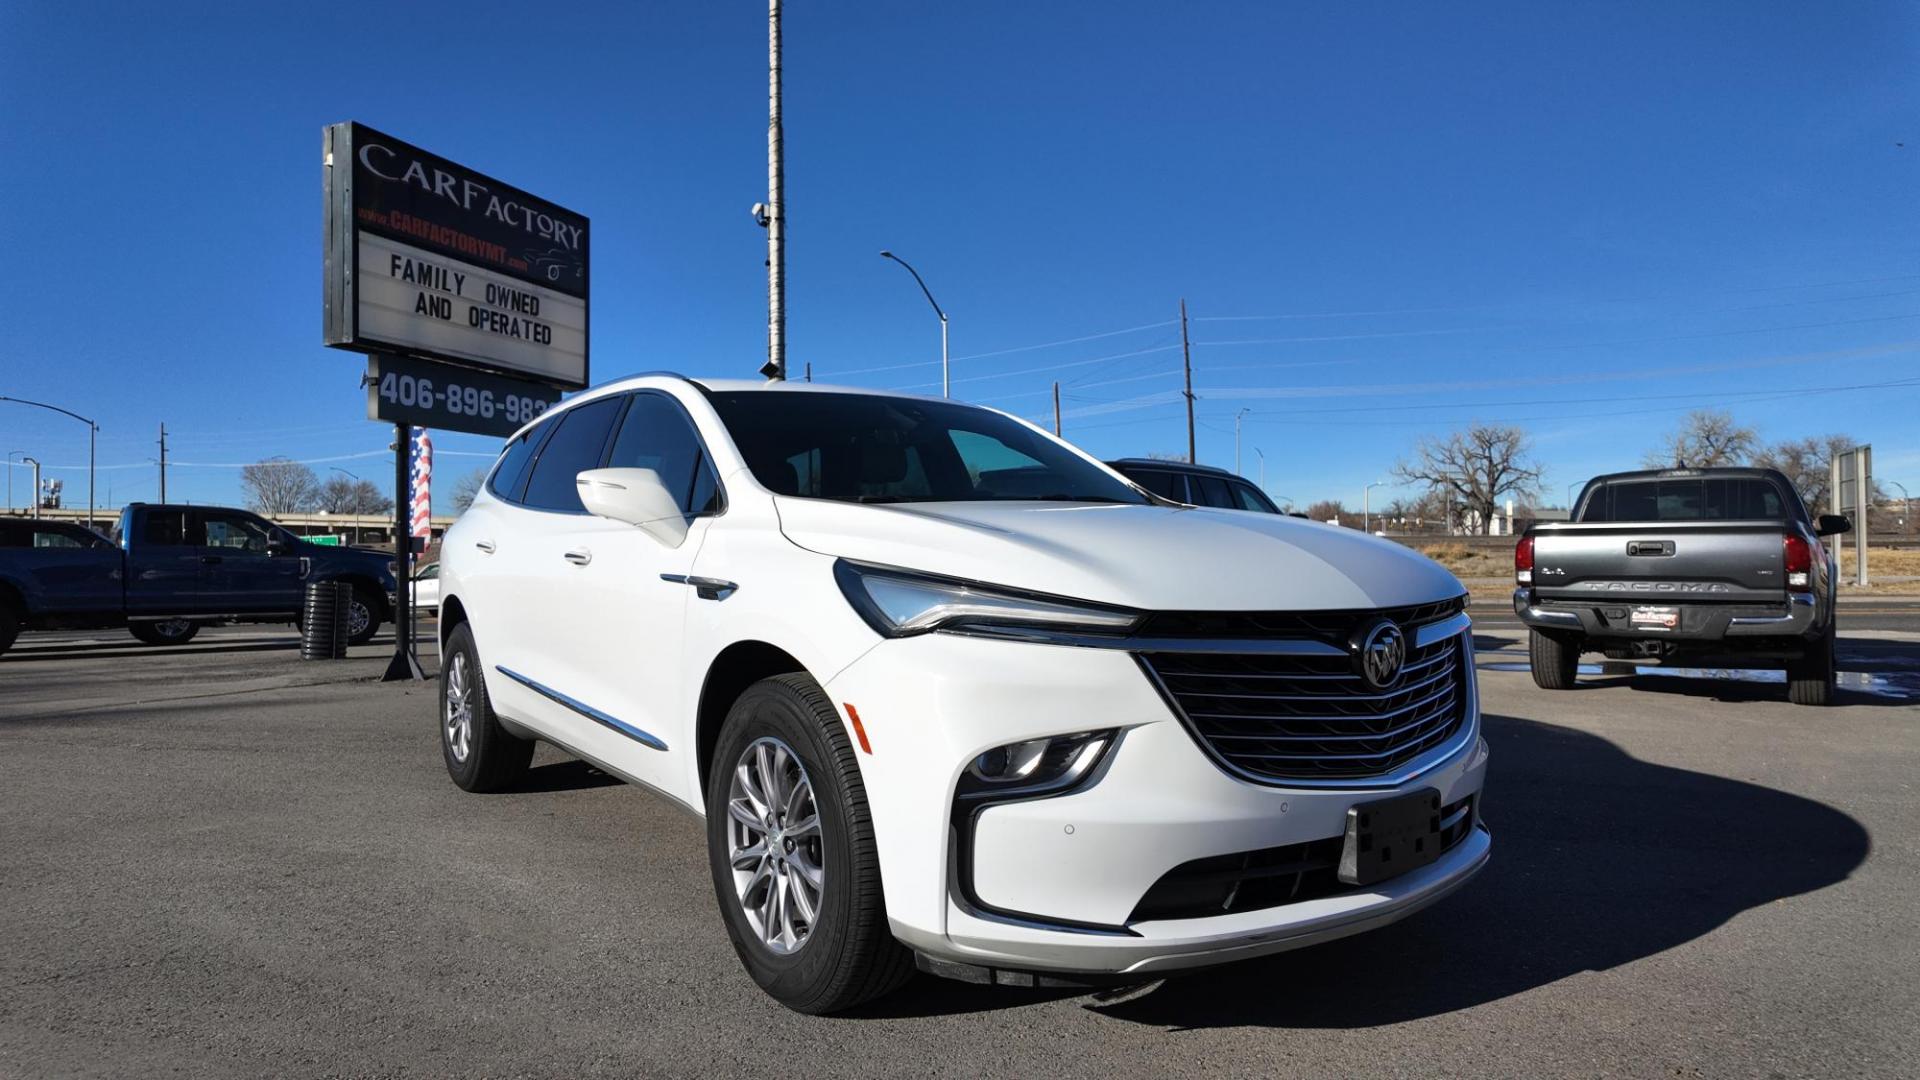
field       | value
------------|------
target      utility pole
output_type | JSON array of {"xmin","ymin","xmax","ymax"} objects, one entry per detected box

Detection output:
[
  {"xmin": 1180, "ymin": 298, "xmax": 1195, "ymax": 464},
  {"xmin": 804, "ymin": 362, "xmax": 811, "ymax": 383},
  {"xmin": 1053, "ymin": 382, "xmax": 1062, "ymax": 436},
  {"xmin": 157, "ymin": 423, "xmax": 169, "ymax": 502},
  {"xmin": 762, "ymin": 0, "xmax": 786, "ymax": 382},
  {"xmin": 1235, "ymin": 408, "xmax": 1249, "ymax": 475}
]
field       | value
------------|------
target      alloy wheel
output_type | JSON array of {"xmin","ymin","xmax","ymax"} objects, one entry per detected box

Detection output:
[
  {"xmin": 726, "ymin": 736, "xmax": 825, "ymax": 954},
  {"xmin": 444, "ymin": 652, "xmax": 473, "ymax": 763},
  {"xmin": 346, "ymin": 598, "xmax": 371, "ymax": 639},
  {"xmin": 156, "ymin": 618, "xmax": 192, "ymax": 638}
]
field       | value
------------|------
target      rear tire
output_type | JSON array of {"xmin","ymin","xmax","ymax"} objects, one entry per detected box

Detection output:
[
  {"xmin": 0, "ymin": 602, "xmax": 20, "ymax": 657},
  {"xmin": 130, "ymin": 619, "xmax": 200, "ymax": 647},
  {"xmin": 345, "ymin": 585, "xmax": 383, "ymax": 647},
  {"xmin": 706, "ymin": 673, "xmax": 913, "ymax": 1014},
  {"xmin": 439, "ymin": 622, "xmax": 534, "ymax": 791},
  {"xmin": 1528, "ymin": 629, "xmax": 1581, "ymax": 690},
  {"xmin": 1786, "ymin": 622, "xmax": 1836, "ymax": 707}
]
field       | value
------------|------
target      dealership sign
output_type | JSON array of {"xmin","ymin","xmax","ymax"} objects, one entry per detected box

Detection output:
[{"xmin": 324, "ymin": 122, "xmax": 590, "ymax": 389}]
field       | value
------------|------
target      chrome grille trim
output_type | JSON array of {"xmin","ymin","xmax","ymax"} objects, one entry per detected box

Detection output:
[{"xmin": 1138, "ymin": 606, "xmax": 1475, "ymax": 786}]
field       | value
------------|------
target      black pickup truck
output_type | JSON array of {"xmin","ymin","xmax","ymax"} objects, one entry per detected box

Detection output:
[
  {"xmin": 1513, "ymin": 468, "xmax": 1850, "ymax": 706},
  {"xmin": 0, "ymin": 504, "xmax": 396, "ymax": 657}
]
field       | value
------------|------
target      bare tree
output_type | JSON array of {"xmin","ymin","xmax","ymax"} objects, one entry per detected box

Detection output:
[
  {"xmin": 1393, "ymin": 423, "xmax": 1543, "ymax": 535},
  {"xmin": 315, "ymin": 474, "xmax": 394, "ymax": 515},
  {"xmin": 1642, "ymin": 409, "xmax": 1757, "ymax": 468},
  {"xmin": 239, "ymin": 457, "xmax": 319, "ymax": 515},
  {"xmin": 451, "ymin": 469, "xmax": 487, "ymax": 514},
  {"xmin": 1305, "ymin": 499, "xmax": 1351, "ymax": 527},
  {"xmin": 1752, "ymin": 434, "xmax": 1867, "ymax": 513}
]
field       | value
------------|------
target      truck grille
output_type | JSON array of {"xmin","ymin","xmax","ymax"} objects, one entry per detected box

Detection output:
[{"xmin": 1138, "ymin": 601, "xmax": 1471, "ymax": 784}]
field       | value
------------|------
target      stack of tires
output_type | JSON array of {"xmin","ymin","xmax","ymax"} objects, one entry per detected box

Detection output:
[{"xmin": 301, "ymin": 580, "xmax": 353, "ymax": 660}]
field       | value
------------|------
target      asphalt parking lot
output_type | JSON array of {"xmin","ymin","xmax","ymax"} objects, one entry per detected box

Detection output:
[{"xmin": 4, "ymin": 616, "xmax": 1918, "ymax": 1078}]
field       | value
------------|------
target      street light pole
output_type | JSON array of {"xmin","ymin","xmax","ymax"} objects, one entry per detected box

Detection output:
[
  {"xmin": 1254, "ymin": 446, "xmax": 1265, "ymax": 490},
  {"xmin": 23, "ymin": 457, "xmax": 40, "ymax": 519},
  {"xmin": 1235, "ymin": 408, "xmax": 1250, "ymax": 475},
  {"xmin": 879, "ymin": 251, "xmax": 949, "ymax": 397},
  {"xmin": 763, "ymin": 0, "xmax": 786, "ymax": 382},
  {"xmin": 1364, "ymin": 480, "xmax": 1386, "ymax": 534},
  {"xmin": 1890, "ymin": 480, "xmax": 1912, "ymax": 535},
  {"xmin": 0, "ymin": 396, "xmax": 97, "ymax": 529}
]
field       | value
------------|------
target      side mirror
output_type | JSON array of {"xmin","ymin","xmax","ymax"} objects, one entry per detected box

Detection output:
[
  {"xmin": 576, "ymin": 468, "xmax": 689, "ymax": 548},
  {"xmin": 1815, "ymin": 514, "xmax": 1851, "ymax": 538},
  {"xmin": 266, "ymin": 538, "xmax": 293, "ymax": 557}
]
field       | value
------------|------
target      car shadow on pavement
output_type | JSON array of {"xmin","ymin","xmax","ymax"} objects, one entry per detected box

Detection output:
[
  {"xmin": 514, "ymin": 759, "xmax": 623, "ymax": 794},
  {"xmin": 1065, "ymin": 712, "xmax": 1871, "ymax": 1030}
]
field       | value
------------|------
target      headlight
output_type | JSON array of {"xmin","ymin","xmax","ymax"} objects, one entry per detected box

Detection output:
[{"xmin": 833, "ymin": 560, "xmax": 1141, "ymax": 638}]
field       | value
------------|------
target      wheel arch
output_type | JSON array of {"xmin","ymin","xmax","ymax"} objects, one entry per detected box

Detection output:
[
  {"xmin": 695, "ymin": 640, "xmax": 812, "ymax": 799},
  {"xmin": 438, "ymin": 593, "xmax": 469, "ymax": 651}
]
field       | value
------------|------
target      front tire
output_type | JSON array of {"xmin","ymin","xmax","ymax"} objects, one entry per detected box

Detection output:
[
  {"xmin": 439, "ymin": 622, "xmax": 533, "ymax": 791},
  {"xmin": 1528, "ymin": 629, "xmax": 1581, "ymax": 690},
  {"xmin": 706, "ymin": 673, "xmax": 912, "ymax": 1014},
  {"xmin": 130, "ymin": 619, "xmax": 200, "ymax": 647},
  {"xmin": 0, "ymin": 602, "xmax": 20, "ymax": 657},
  {"xmin": 1786, "ymin": 622, "xmax": 1836, "ymax": 707}
]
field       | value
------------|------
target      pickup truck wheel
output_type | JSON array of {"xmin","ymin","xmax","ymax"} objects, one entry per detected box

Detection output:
[
  {"xmin": 130, "ymin": 619, "xmax": 200, "ymax": 647},
  {"xmin": 706, "ymin": 673, "xmax": 912, "ymax": 1014},
  {"xmin": 439, "ymin": 622, "xmax": 533, "ymax": 791},
  {"xmin": 1528, "ymin": 629, "xmax": 1581, "ymax": 690},
  {"xmin": 1786, "ymin": 624, "xmax": 1836, "ymax": 707},
  {"xmin": 345, "ymin": 586, "xmax": 382, "ymax": 646}
]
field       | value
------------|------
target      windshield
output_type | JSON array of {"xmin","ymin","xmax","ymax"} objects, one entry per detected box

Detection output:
[
  {"xmin": 1579, "ymin": 477, "xmax": 1788, "ymax": 522},
  {"xmin": 705, "ymin": 391, "xmax": 1149, "ymax": 505}
]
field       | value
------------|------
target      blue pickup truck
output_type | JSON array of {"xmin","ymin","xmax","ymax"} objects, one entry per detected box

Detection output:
[{"xmin": 0, "ymin": 504, "xmax": 396, "ymax": 657}]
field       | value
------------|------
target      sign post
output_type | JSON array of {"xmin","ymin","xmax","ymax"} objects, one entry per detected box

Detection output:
[
  {"xmin": 1831, "ymin": 445, "xmax": 1872, "ymax": 587},
  {"xmin": 324, "ymin": 121, "xmax": 590, "ymax": 682}
]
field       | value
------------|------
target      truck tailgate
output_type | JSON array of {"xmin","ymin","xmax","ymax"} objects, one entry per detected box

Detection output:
[{"xmin": 1529, "ymin": 521, "xmax": 1786, "ymax": 603}]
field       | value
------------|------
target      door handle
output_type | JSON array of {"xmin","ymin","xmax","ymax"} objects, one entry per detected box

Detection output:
[
  {"xmin": 661, "ymin": 573, "xmax": 737, "ymax": 600},
  {"xmin": 564, "ymin": 548, "xmax": 593, "ymax": 566},
  {"xmin": 200, "ymin": 555, "xmax": 223, "ymax": 565},
  {"xmin": 474, "ymin": 539, "xmax": 496, "ymax": 554}
]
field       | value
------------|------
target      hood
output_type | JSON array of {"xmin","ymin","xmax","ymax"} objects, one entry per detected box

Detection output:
[{"xmin": 773, "ymin": 499, "xmax": 1462, "ymax": 612}]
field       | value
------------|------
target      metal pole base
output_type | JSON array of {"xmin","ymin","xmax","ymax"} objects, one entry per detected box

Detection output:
[{"xmin": 381, "ymin": 643, "xmax": 425, "ymax": 682}]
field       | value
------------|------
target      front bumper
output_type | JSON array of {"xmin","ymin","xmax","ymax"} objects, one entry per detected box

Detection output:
[
  {"xmin": 1514, "ymin": 587, "xmax": 1818, "ymax": 641},
  {"xmin": 824, "ymin": 622, "xmax": 1488, "ymax": 976}
]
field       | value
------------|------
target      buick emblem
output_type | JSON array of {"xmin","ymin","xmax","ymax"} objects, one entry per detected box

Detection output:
[{"xmin": 1353, "ymin": 621, "xmax": 1406, "ymax": 688}]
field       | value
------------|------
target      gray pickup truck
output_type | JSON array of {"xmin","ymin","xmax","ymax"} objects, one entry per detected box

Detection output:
[{"xmin": 1513, "ymin": 467, "xmax": 1850, "ymax": 706}]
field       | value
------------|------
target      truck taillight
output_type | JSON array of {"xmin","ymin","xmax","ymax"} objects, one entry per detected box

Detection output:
[
  {"xmin": 1783, "ymin": 534, "xmax": 1811, "ymax": 589},
  {"xmin": 1515, "ymin": 535, "xmax": 1534, "ymax": 584}
]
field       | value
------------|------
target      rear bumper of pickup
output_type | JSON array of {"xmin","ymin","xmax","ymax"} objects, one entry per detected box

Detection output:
[{"xmin": 1513, "ymin": 588, "xmax": 1820, "ymax": 641}]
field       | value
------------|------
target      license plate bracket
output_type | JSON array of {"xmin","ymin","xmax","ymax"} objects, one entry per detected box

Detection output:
[
  {"xmin": 1338, "ymin": 788, "xmax": 1443, "ymax": 887},
  {"xmin": 1630, "ymin": 605, "xmax": 1680, "ymax": 631}
]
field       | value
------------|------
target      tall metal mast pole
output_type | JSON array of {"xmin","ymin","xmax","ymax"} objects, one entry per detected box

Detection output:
[
  {"xmin": 765, "ymin": 0, "xmax": 786, "ymax": 381},
  {"xmin": 1180, "ymin": 299, "xmax": 1195, "ymax": 464}
]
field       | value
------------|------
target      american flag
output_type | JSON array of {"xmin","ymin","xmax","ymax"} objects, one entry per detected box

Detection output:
[{"xmin": 409, "ymin": 427, "xmax": 432, "ymax": 543}]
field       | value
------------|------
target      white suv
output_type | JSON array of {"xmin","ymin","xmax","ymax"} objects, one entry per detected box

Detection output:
[{"xmin": 436, "ymin": 374, "xmax": 1490, "ymax": 1013}]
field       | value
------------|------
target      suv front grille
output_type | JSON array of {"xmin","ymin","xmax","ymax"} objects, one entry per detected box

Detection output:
[{"xmin": 1138, "ymin": 601, "xmax": 1471, "ymax": 784}]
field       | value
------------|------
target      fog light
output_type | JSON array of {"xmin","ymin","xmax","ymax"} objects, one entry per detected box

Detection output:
[{"xmin": 958, "ymin": 730, "xmax": 1115, "ymax": 800}]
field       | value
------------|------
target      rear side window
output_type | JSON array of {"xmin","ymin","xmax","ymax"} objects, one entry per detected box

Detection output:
[
  {"xmin": 1123, "ymin": 468, "xmax": 1185, "ymax": 501},
  {"xmin": 604, "ymin": 392, "xmax": 723, "ymax": 514},
  {"xmin": 141, "ymin": 510, "xmax": 190, "ymax": 546},
  {"xmin": 519, "ymin": 396, "xmax": 625, "ymax": 512},
  {"xmin": 1581, "ymin": 478, "xmax": 1787, "ymax": 522},
  {"xmin": 1190, "ymin": 474, "xmax": 1233, "ymax": 508},
  {"xmin": 487, "ymin": 425, "xmax": 545, "ymax": 502}
]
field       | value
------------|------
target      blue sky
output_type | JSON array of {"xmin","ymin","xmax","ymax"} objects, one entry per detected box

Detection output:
[{"xmin": 3, "ymin": 2, "xmax": 1917, "ymax": 515}]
